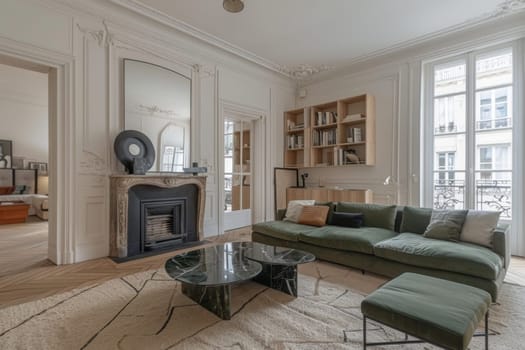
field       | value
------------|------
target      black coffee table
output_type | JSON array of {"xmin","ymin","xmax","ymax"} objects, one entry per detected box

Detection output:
[{"xmin": 165, "ymin": 242, "xmax": 315, "ymax": 319}]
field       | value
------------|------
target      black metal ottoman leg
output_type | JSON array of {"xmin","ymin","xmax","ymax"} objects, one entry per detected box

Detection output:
[
  {"xmin": 485, "ymin": 311, "xmax": 489, "ymax": 350},
  {"xmin": 363, "ymin": 316, "xmax": 367, "ymax": 349}
]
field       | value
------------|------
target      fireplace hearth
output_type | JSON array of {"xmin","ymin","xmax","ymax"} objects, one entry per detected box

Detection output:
[{"xmin": 110, "ymin": 175, "xmax": 206, "ymax": 258}]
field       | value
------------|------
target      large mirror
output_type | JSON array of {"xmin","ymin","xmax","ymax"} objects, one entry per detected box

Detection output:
[{"xmin": 124, "ymin": 59, "xmax": 191, "ymax": 172}]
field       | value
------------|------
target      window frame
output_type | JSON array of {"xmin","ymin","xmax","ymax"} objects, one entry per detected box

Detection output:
[{"xmin": 422, "ymin": 42, "xmax": 519, "ymax": 221}]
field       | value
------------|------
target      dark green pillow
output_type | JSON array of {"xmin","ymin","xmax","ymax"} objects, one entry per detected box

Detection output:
[
  {"xmin": 400, "ymin": 206, "xmax": 433, "ymax": 234},
  {"xmin": 336, "ymin": 202, "xmax": 397, "ymax": 230},
  {"xmin": 423, "ymin": 210, "xmax": 468, "ymax": 241},
  {"xmin": 315, "ymin": 201, "xmax": 335, "ymax": 223}
]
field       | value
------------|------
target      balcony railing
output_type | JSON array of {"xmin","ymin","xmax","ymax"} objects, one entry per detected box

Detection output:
[
  {"xmin": 476, "ymin": 117, "xmax": 512, "ymax": 130},
  {"xmin": 434, "ymin": 122, "xmax": 458, "ymax": 134},
  {"xmin": 433, "ymin": 179, "xmax": 511, "ymax": 218}
]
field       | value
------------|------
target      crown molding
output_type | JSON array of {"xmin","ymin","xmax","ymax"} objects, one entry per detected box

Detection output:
[
  {"xmin": 109, "ymin": 0, "xmax": 292, "ymax": 77},
  {"xmin": 108, "ymin": 0, "xmax": 525, "ymax": 82}
]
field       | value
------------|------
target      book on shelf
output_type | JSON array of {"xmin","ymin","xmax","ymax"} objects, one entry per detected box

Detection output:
[
  {"xmin": 316, "ymin": 111, "xmax": 338, "ymax": 126},
  {"xmin": 312, "ymin": 128, "xmax": 337, "ymax": 146},
  {"xmin": 342, "ymin": 113, "xmax": 365, "ymax": 123},
  {"xmin": 287, "ymin": 134, "xmax": 304, "ymax": 149},
  {"xmin": 345, "ymin": 127, "xmax": 364, "ymax": 143},
  {"xmin": 287, "ymin": 120, "xmax": 305, "ymax": 130}
]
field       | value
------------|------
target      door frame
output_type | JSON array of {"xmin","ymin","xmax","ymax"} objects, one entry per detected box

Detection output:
[
  {"xmin": 0, "ymin": 43, "xmax": 75, "ymax": 264},
  {"xmin": 218, "ymin": 100, "xmax": 266, "ymax": 234}
]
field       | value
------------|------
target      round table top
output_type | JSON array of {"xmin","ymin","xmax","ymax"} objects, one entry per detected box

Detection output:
[{"xmin": 165, "ymin": 242, "xmax": 315, "ymax": 286}]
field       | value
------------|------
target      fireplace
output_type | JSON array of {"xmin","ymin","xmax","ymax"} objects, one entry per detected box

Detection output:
[
  {"xmin": 127, "ymin": 184, "xmax": 198, "ymax": 257},
  {"xmin": 110, "ymin": 175, "xmax": 206, "ymax": 258}
]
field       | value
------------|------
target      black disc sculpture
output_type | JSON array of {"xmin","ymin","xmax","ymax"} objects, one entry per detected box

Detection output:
[{"xmin": 114, "ymin": 130, "xmax": 155, "ymax": 175}]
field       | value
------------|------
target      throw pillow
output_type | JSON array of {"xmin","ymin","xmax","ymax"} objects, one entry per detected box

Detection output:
[
  {"xmin": 329, "ymin": 212, "xmax": 364, "ymax": 228},
  {"xmin": 423, "ymin": 209, "xmax": 468, "ymax": 241},
  {"xmin": 460, "ymin": 210, "xmax": 501, "ymax": 248},
  {"xmin": 315, "ymin": 201, "xmax": 336, "ymax": 223},
  {"xmin": 399, "ymin": 206, "xmax": 433, "ymax": 234},
  {"xmin": 297, "ymin": 205, "xmax": 330, "ymax": 227},
  {"xmin": 283, "ymin": 200, "xmax": 315, "ymax": 223},
  {"xmin": 337, "ymin": 202, "xmax": 397, "ymax": 230}
]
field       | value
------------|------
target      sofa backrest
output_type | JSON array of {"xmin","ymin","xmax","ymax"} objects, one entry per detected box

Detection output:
[{"xmin": 336, "ymin": 202, "xmax": 397, "ymax": 230}]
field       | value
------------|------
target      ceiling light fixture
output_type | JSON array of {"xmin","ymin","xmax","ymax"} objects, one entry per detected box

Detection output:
[{"xmin": 223, "ymin": 0, "xmax": 244, "ymax": 13}]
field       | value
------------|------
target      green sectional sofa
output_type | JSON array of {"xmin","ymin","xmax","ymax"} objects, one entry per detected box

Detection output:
[{"xmin": 252, "ymin": 202, "xmax": 510, "ymax": 301}]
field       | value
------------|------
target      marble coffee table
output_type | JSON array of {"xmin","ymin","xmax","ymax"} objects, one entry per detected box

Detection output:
[{"xmin": 165, "ymin": 242, "xmax": 315, "ymax": 319}]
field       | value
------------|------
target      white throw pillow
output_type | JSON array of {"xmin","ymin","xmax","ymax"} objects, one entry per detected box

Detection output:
[
  {"xmin": 460, "ymin": 210, "xmax": 500, "ymax": 248},
  {"xmin": 283, "ymin": 200, "xmax": 315, "ymax": 223}
]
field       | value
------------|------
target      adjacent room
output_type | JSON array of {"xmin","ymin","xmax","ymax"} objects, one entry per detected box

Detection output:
[{"xmin": 0, "ymin": 0, "xmax": 524, "ymax": 349}]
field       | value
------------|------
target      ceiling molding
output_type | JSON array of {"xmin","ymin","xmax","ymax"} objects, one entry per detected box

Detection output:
[
  {"xmin": 109, "ymin": 0, "xmax": 292, "ymax": 77},
  {"xmin": 110, "ymin": 0, "xmax": 525, "ymax": 82}
]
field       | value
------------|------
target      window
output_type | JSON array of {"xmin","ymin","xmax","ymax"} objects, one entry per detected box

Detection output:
[{"xmin": 425, "ymin": 47, "xmax": 513, "ymax": 218}]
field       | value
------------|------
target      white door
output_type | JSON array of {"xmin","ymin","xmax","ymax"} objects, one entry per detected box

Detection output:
[{"xmin": 223, "ymin": 118, "xmax": 253, "ymax": 230}]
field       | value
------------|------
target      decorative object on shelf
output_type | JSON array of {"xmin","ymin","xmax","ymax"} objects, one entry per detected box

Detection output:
[
  {"xmin": 300, "ymin": 173, "xmax": 308, "ymax": 188},
  {"xmin": 11, "ymin": 157, "xmax": 25, "ymax": 169},
  {"xmin": 28, "ymin": 162, "xmax": 48, "ymax": 176},
  {"xmin": 345, "ymin": 149, "xmax": 360, "ymax": 164},
  {"xmin": 0, "ymin": 140, "xmax": 12, "ymax": 169},
  {"xmin": 183, "ymin": 162, "xmax": 207, "ymax": 176},
  {"xmin": 114, "ymin": 130, "xmax": 155, "ymax": 175},
  {"xmin": 223, "ymin": 0, "xmax": 244, "ymax": 13}
]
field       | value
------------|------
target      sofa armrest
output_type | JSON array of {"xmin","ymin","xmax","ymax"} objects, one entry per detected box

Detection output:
[
  {"xmin": 493, "ymin": 223, "xmax": 511, "ymax": 269},
  {"xmin": 276, "ymin": 209, "xmax": 286, "ymax": 221}
]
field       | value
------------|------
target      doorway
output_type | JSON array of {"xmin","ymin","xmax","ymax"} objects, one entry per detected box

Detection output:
[
  {"xmin": 0, "ymin": 55, "xmax": 56, "ymax": 275},
  {"xmin": 223, "ymin": 118, "xmax": 253, "ymax": 231}
]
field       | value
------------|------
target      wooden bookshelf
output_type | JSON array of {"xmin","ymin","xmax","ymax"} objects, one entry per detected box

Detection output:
[
  {"xmin": 283, "ymin": 94, "xmax": 375, "ymax": 168},
  {"xmin": 284, "ymin": 108, "xmax": 309, "ymax": 168}
]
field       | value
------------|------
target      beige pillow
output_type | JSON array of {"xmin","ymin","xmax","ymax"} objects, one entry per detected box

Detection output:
[
  {"xmin": 460, "ymin": 210, "xmax": 500, "ymax": 248},
  {"xmin": 298, "ymin": 205, "xmax": 329, "ymax": 227},
  {"xmin": 283, "ymin": 200, "xmax": 315, "ymax": 223}
]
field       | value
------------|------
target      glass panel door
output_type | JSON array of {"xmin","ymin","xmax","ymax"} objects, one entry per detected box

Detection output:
[{"xmin": 223, "ymin": 118, "xmax": 252, "ymax": 230}]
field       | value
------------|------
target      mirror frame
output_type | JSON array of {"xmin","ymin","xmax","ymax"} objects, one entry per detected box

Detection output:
[{"xmin": 122, "ymin": 58, "xmax": 193, "ymax": 173}]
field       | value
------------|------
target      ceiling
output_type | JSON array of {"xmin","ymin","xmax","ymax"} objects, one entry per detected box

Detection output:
[{"xmin": 133, "ymin": 0, "xmax": 521, "ymax": 77}]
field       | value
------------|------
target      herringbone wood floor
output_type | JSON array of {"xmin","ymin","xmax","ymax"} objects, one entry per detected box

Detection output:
[{"xmin": 0, "ymin": 221, "xmax": 523, "ymax": 309}]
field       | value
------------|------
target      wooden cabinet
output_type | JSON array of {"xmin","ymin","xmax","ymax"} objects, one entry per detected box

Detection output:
[
  {"xmin": 284, "ymin": 94, "xmax": 375, "ymax": 168},
  {"xmin": 286, "ymin": 187, "xmax": 372, "ymax": 203}
]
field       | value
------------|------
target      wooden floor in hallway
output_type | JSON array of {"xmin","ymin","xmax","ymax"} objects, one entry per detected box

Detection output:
[{"xmin": 0, "ymin": 221, "xmax": 523, "ymax": 309}]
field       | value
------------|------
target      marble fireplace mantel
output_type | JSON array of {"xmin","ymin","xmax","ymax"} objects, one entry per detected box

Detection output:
[{"xmin": 109, "ymin": 174, "xmax": 207, "ymax": 258}]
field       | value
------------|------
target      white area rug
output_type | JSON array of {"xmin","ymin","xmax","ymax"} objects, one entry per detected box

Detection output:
[{"xmin": 0, "ymin": 261, "xmax": 523, "ymax": 349}]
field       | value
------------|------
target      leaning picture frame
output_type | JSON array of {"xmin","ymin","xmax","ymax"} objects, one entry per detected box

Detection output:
[{"xmin": 0, "ymin": 140, "xmax": 13, "ymax": 169}]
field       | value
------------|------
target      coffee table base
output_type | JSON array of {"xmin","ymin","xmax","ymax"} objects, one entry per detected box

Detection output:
[
  {"xmin": 253, "ymin": 263, "xmax": 298, "ymax": 297},
  {"xmin": 181, "ymin": 283, "xmax": 231, "ymax": 320}
]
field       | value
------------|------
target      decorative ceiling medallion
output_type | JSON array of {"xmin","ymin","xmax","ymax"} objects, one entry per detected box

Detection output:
[
  {"xmin": 493, "ymin": 0, "xmax": 525, "ymax": 15},
  {"xmin": 285, "ymin": 64, "xmax": 335, "ymax": 80},
  {"xmin": 223, "ymin": 0, "xmax": 244, "ymax": 13},
  {"xmin": 138, "ymin": 104, "xmax": 178, "ymax": 117}
]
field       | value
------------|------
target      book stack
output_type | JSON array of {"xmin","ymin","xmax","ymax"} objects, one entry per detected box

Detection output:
[
  {"xmin": 287, "ymin": 120, "xmax": 304, "ymax": 130},
  {"xmin": 287, "ymin": 134, "xmax": 304, "ymax": 149},
  {"xmin": 345, "ymin": 127, "xmax": 364, "ymax": 143},
  {"xmin": 342, "ymin": 113, "xmax": 365, "ymax": 123},
  {"xmin": 316, "ymin": 111, "xmax": 338, "ymax": 125},
  {"xmin": 313, "ymin": 128, "xmax": 337, "ymax": 146}
]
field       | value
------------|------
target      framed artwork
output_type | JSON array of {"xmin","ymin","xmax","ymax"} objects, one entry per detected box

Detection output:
[
  {"xmin": 11, "ymin": 156, "xmax": 25, "ymax": 169},
  {"xmin": 0, "ymin": 140, "xmax": 12, "ymax": 169},
  {"xmin": 29, "ymin": 162, "xmax": 48, "ymax": 176}
]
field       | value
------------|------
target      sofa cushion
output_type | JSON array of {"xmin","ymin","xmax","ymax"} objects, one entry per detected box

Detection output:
[
  {"xmin": 297, "ymin": 205, "xmax": 329, "ymax": 227},
  {"xmin": 423, "ymin": 210, "xmax": 468, "ymax": 241},
  {"xmin": 299, "ymin": 226, "xmax": 398, "ymax": 255},
  {"xmin": 374, "ymin": 233, "xmax": 503, "ymax": 280},
  {"xmin": 399, "ymin": 206, "xmax": 432, "ymax": 234},
  {"xmin": 460, "ymin": 210, "xmax": 500, "ymax": 248},
  {"xmin": 337, "ymin": 202, "xmax": 397, "ymax": 230},
  {"xmin": 252, "ymin": 221, "xmax": 316, "ymax": 242},
  {"xmin": 315, "ymin": 201, "xmax": 336, "ymax": 223},
  {"xmin": 283, "ymin": 200, "xmax": 315, "ymax": 223},
  {"xmin": 329, "ymin": 212, "xmax": 364, "ymax": 228}
]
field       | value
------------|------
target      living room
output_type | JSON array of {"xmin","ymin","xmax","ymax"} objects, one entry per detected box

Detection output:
[{"xmin": 0, "ymin": 0, "xmax": 524, "ymax": 349}]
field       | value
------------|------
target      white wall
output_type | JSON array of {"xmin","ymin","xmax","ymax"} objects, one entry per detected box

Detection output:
[
  {"xmin": 0, "ymin": 0, "xmax": 295, "ymax": 263},
  {"xmin": 0, "ymin": 63, "xmax": 48, "ymax": 163}
]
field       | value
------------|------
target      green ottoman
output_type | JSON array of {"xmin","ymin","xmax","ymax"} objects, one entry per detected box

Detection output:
[{"xmin": 361, "ymin": 273, "xmax": 491, "ymax": 350}]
